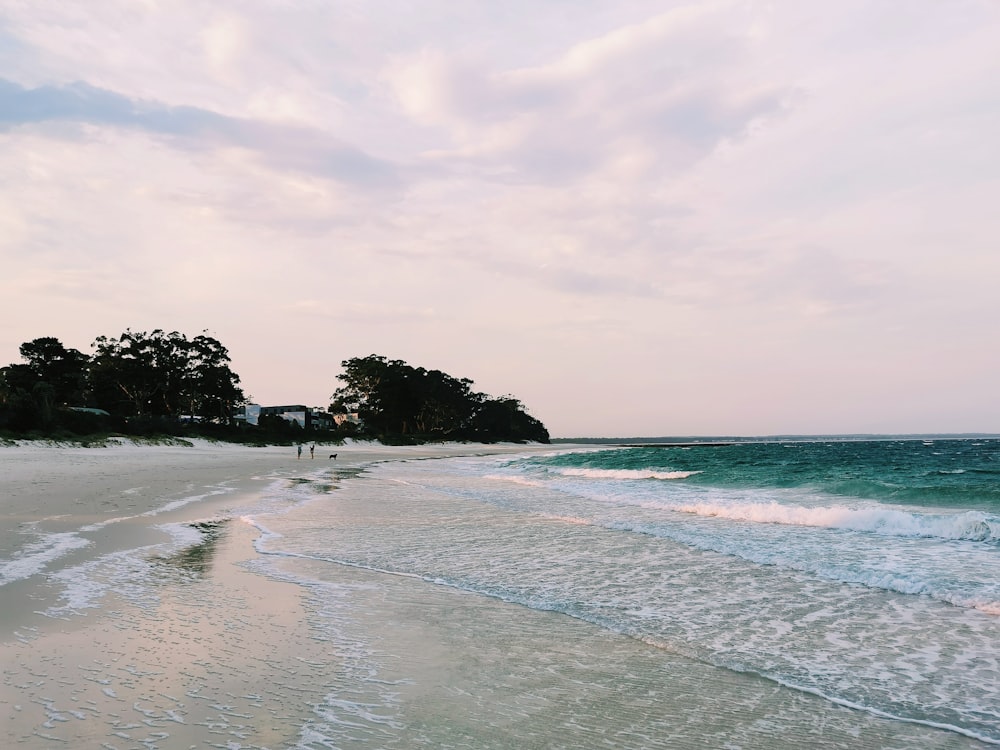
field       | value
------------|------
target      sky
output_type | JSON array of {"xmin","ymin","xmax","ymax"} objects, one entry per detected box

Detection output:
[{"xmin": 1, "ymin": 1, "xmax": 998, "ymax": 438}]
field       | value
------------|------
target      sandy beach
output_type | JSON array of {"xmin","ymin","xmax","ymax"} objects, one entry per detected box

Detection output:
[{"xmin": 0, "ymin": 438, "xmax": 564, "ymax": 748}]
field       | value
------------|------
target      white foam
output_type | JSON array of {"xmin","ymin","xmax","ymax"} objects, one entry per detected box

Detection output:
[
  {"xmin": 539, "ymin": 513, "xmax": 593, "ymax": 525},
  {"xmin": 664, "ymin": 501, "xmax": 1000, "ymax": 542},
  {"xmin": 241, "ymin": 515, "xmax": 284, "ymax": 550},
  {"xmin": 142, "ymin": 486, "xmax": 233, "ymax": 517},
  {"xmin": 39, "ymin": 519, "xmax": 221, "ymax": 617},
  {"xmin": 483, "ymin": 474, "xmax": 544, "ymax": 488},
  {"xmin": 557, "ymin": 467, "xmax": 701, "ymax": 480},
  {"xmin": 0, "ymin": 531, "xmax": 92, "ymax": 586}
]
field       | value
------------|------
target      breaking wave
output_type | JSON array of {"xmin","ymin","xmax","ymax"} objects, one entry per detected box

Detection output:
[
  {"xmin": 662, "ymin": 501, "xmax": 1000, "ymax": 543},
  {"xmin": 556, "ymin": 468, "xmax": 701, "ymax": 481}
]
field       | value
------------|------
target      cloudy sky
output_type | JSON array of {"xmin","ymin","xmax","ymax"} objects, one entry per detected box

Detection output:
[{"xmin": 1, "ymin": 1, "xmax": 998, "ymax": 437}]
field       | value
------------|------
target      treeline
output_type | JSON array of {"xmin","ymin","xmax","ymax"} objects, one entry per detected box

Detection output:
[
  {"xmin": 0, "ymin": 331, "xmax": 248, "ymax": 440},
  {"xmin": 332, "ymin": 355, "xmax": 549, "ymax": 444},
  {"xmin": 0, "ymin": 335, "xmax": 549, "ymax": 444}
]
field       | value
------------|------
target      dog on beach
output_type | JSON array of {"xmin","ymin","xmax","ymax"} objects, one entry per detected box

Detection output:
[{"xmin": 329, "ymin": 453, "xmax": 337, "ymax": 460}]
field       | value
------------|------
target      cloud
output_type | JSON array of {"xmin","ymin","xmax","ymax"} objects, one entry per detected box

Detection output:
[
  {"xmin": 383, "ymin": 4, "xmax": 790, "ymax": 184},
  {"xmin": 288, "ymin": 299, "xmax": 440, "ymax": 325},
  {"xmin": 2, "ymin": 1, "xmax": 1000, "ymax": 434},
  {"xmin": 0, "ymin": 78, "xmax": 398, "ymax": 187},
  {"xmin": 480, "ymin": 253, "xmax": 665, "ymax": 300}
]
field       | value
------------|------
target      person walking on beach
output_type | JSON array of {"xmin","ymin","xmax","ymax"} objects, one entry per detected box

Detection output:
[
  {"xmin": 297, "ymin": 444, "xmax": 302, "ymax": 459},
  {"xmin": 309, "ymin": 444, "xmax": 315, "ymax": 459}
]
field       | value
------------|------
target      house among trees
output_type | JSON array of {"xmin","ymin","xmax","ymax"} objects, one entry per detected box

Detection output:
[
  {"xmin": 234, "ymin": 403, "xmax": 262, "ymax": 426},
  {"xmin": 235, "ymin": 404, "xmax": 336, "ymax": 431},
  {"xmin": 2, "ymin": 336, "xmax": 548, "ymax": 443},
  {"xmin": 333, "ymin": 411, "xmax": 361, "ymax": 427}
]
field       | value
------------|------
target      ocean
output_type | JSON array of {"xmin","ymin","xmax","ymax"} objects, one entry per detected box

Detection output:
[{"xmin": 4, "ymin": 437, "xmax": 999, "ymax": 748}]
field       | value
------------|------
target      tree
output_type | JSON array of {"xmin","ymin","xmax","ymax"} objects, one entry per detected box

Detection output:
[
  {"xmin": 0, "ymin": 337, "xmax": 90, "ymax": 432},
  {"xmin": 472, "ymin": 396, "xmax": 550, "ymax": 443},
  {"xmin": 331, "ymin": 354, "xmax": 549, "ymax": 443},
  {"xmin": 90, "ymin": 329, "xmax": 244, "ymax": 421},
  {"xmin": 414, "ymin": 369, "xmax": 477, "ymax": 436},
  {"xmin": 3, "ymin": 337, "xmax": 90, "ymax": 406},
  {"xmin": 330, "ymin": 355, "xmax": 409, "ymax": 436},
  {"xmin": 90, "ymin": 330, "xmax": 174, "ymax": 417},
  {"xmin": 184, "ymin": 334, "xmax": 244, "ymax": 422},
  {"xmin": 0, "ymin": 385, "xmax": 41, "ymax": 432}
]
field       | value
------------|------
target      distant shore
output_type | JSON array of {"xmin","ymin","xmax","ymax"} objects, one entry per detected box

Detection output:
[{"xmin": 551, "ymin": 433, "xmax": 1000, "ymax": 445}]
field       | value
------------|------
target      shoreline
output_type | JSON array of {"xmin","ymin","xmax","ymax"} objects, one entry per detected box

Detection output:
[
  {"xmin": 0, "ymin": 438, "xmax": 565, "ymax": 627},
  {"xmin": 0, "ymin": 437, "xmax": 555, "ymax": 549}
]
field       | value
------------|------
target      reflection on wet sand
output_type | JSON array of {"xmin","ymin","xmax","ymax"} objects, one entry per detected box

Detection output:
[{"xmin": 150, "ymin": 520, "xmax": 227, "ymax": 578}]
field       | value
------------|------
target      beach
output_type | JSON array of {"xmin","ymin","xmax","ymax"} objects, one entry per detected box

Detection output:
[
  {"xmin": 2, "ymin": 438, "xmax": 996, "ymax": 748},
  {"xmin": 0, "ymin": 439, "xmax": 557, "ymax": 747}
]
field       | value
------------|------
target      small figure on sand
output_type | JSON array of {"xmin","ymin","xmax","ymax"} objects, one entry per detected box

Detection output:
[
  {"xmin": 309, "ymin": 444, "xmax": 315, "ymax": 459},
  {"xmin": 297, "ymin": 444, "xmax": 302, "ymax": 459},
  {"xmin": 329, "ymin": 453, "xmax": 337, "ymax": 460}
]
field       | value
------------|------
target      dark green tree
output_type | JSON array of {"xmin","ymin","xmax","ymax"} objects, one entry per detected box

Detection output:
[
  {"xmin": 2, "ymin": 337, "xmax": 90, "ymax": 406},
  {"xmin": 90, "ymin": 329, "xmax": 243, "ymax": 421},
  {"xmin": 331, "ymin": 354, "xmax": 548, "ymax": 443},
  {"xmin": 90, "ymin": 330, "xmax": 174, "ymax": 416},
  {"xmin": 414, "ymin": 369, "xmax": 477, "ymax": 436},
  {"xmin": 0, "ymin": 337, "xmax": 91, "ymax": 432},
  {"xmin": 184, "ymin": 333, "xmax": 245, "ymax": 422},
  {"xmin": 472, "ymin": 396, "xmax": 550, "ymax": 443},
  {"xmin": 0, "ymin": 384, "xmax": 41, "ymax": 432},
  {"xmin": 330, "ymin": 355, "xmax": 407, "ymax": 436}
]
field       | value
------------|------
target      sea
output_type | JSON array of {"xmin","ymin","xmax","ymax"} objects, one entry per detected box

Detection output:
[{"xmin": 4, "ymin": 436, "xmax": 1000, "ymax": 748}]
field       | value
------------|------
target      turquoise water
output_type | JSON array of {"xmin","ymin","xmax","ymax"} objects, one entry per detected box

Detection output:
[{"xmin": 542, "ymin": 438, "xmax": 1000, "ymax": 510}]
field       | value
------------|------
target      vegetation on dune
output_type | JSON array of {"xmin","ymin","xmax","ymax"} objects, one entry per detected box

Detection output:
[{"xmin": 0, "ymin": 334, "xmax": 549, "ymax": 445}]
